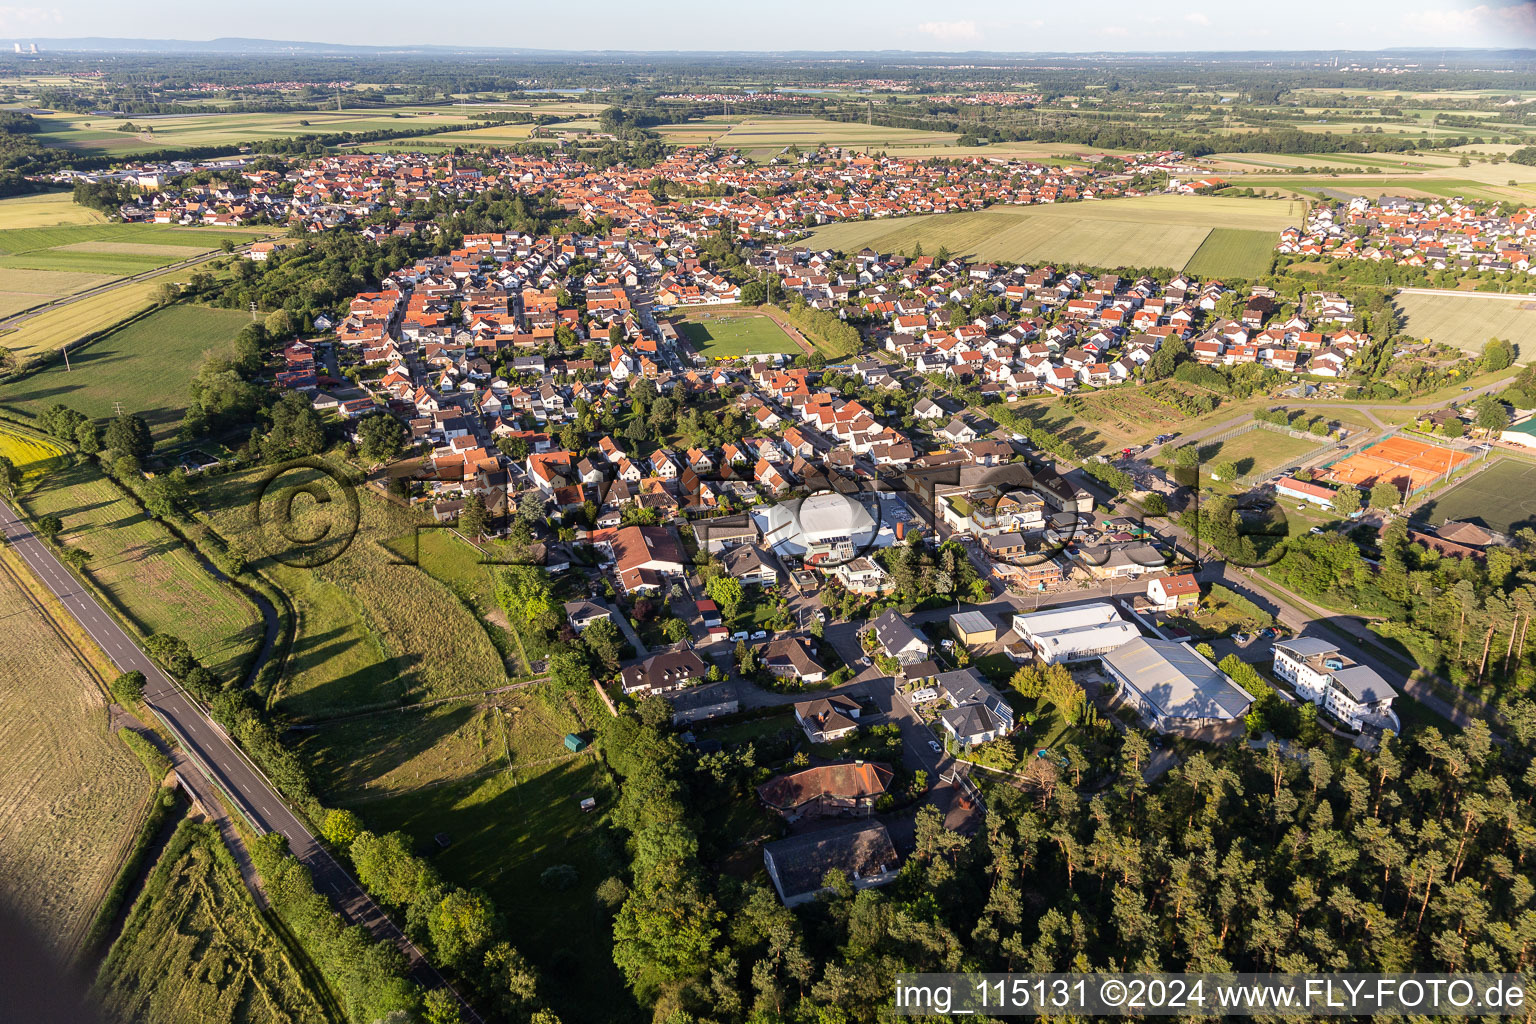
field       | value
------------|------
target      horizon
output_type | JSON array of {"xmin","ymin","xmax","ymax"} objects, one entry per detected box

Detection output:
[{"xmin": 4, "ymin": 0, "xmax": 1536, "ymax": 53}]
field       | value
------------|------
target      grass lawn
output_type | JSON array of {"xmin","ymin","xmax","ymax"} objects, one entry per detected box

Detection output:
[
  {"xmin": 191, "ymin": 463, "xmax": 506, "ymax": 719},
  {"xmin": 1413, "ymin": 458, "xmax": 1536, "ymax": 535},
  {"xmin": 1195, "ymin": 428, "xmax": 1328, "ymax": 482},
  {"xmin": 1394, "ymin": 291, "xmax": 1536, "ymax": 364},
  {"xmin": 20, "ymin": 458, "xmax": 264, "ymax": 681},
  {"xmin": 675, "ymin": 311, "xmax": 800, "ymax": 359},
  {"xmin": 0, "ymin": 303, "xmax": 250, "ymax": 448},
  {"xmin": 1183, "ymin": 227, "xmax": 1278, "ymax": 279},
  {"xmin": 807, "ymin": 195, "xmax": 1303, "ymax": 273},
  {"xmin": 311, "ymin": 684, "xmax": 634, "ymax": 1023}
]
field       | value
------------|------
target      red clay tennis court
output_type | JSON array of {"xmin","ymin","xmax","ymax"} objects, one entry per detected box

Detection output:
[{"xmin": 1323, "ymin": 436, "xmax": 1473, "ymax": 492}]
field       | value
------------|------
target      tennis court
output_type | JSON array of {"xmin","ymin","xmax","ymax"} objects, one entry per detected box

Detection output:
[{"xmin": 1323, "ymin": 435, "xmax": 1473, "ymax": 492}]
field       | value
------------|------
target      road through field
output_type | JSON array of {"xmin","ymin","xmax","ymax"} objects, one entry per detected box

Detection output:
[{"xmin": 0, "ymin": 496, "xmax": 479, "ymax": 1020}]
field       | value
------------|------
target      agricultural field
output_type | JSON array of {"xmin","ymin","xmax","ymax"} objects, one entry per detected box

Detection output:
[
  {"xmin": 0, "ymin": 191, "xmax": 109, "ymax": 230},
  {"xmin": 0, "ymin": 426, "xmax": 67, "ymax": 482},
  {"xmin": 674, "ymin": 310, "xmax": 800, "ymax": 359},
  {"xmin": 0, "ymin": 561, "xmax": 150, "ymax": 962},
  {"xmin": 655, "ymin": 115, "xmax": 959, "ymax": 153},
  {"xmin": 0, "ymin": 221, "xmax": 266, "ymax": 277},
  {"xmin": 807, "ymin": 195, "xmax": 1305, "ymax": 275},
  {"xmin": 1394, "ymin": 291, "xmax": 1536, "ymax": 364},
  {"xmin": 0, "ymin": 303, "xmax": 250, "ymax": 447},
  {"xmin": 1415, "ymin": 458, "xmax": 1536, "ymax": 536},
  {"xmin": 0, "ymin": 267, "xmax": 120, "ymax": 320},
  {"xmin": 1, "ymin": 279, "xmax": 164, "ymax": 360},
  {"xmin": 1183, "ymin": 227, "xmax": 1279, "ymax": 279},
  {"xmin": 21, "ymin": 458, "xmax": 263, "ymax": 681},
  {"xmin": 191, "ymin": 464, "xmax": 506, "ymax": 720},
  {"xmin": 96, "ymin": 823, "xmax": 331, "ymax": 1024},
  {"xmin": 310, "ymin": 683, "xmax": 626, "ymax": 1023},
  {"xmin": 27, "ymin": 106, "xmax": 487, "ymax": 155}
]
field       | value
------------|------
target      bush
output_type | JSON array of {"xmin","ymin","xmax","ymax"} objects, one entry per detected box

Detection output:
[
  {"xmin": 117, "ymin": 727, "xmax": 171, "ymax": 779},
  {"xmin": 109, "ymin": 670, "xmax": 145, "ymax": 706},
  {"xmin": 540, "ymin": 864, "xmax": 579, "ymax": 891}
]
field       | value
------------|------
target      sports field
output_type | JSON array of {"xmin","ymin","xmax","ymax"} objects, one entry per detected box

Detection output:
[
  {"xmin": 1395, "ymin": 292, "xmax": 1536, "ymax": 364},
  {"xmin": 0, "ymin": 559, "xmax": 150, "ymax": 961},
  {"xmin": 807, "ymin": 195, "xmax": 1305, "ymax": 274},
  {"xmin": 676, "ymin": 311, "xmax": 800, "ymax": 359},
  {"xmin": 0, "ymin": 303, "xmax": 250, "ymax": 446},
  {"xmin": 1415, "ymin": 458, "xmax": 1536, "ymax": 536},
  {"xmin": 1323, "ymin": 435, "xmax": 1473, "ymax": 492}
]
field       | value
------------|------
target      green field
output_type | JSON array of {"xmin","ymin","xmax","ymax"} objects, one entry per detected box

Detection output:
[
  {"xmin": 676, "ymin": 312, "xmax": 800, "ymax": 358},
  {"xmin": 1195, "ymin": 427, "xmax": 1327, "ymax": 483},
  {"xmin": 0, "ymin": 267, "xmax": 120, "ymax": 319},
  {"xmin": 1415, "ymin": 458, "xmax": 1536, "ymax": 535},
  {"xmin": 807, "ymin": 195, "xmax": 1305, "ymax": 274},
  {"xmin": 305, "ymin": 684, "xmax": 628, "ymax": 1022},
  {"xmin": 1183, "ymin": 227, "xmax": 1278, "ymax": 279},
  {"xmin": 191, "ymin": 464, "xmax": 507, "ymax": 720},
  {"xmin": 0, "ymin": 222, "xmax": 265, "ymax": 277},
  {"xmin": 0, "ymin": 303, "xmax": 250, "ymax": 447},
  {"xmin": 1395, "ymin": 292, "xmax": 1536, "ymax": 364},
  {"xmin": 0, "ymin": 277, "xmax": 167, "ymax": 359},
  {"xmin": 21, "ymin": 459, "xmax": 263, "ymax": 681},
  {"xmin": 0, "ymin": 191, "xmax": 109, "ymax": 230},
  {"xmin": 96, "ymin": 823, "xmax": 331, "ymax": 1024}
]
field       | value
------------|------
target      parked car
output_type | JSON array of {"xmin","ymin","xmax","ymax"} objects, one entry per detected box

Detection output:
[
  {"xmin": 928, "ymin": 740, "xmax": 942, "ymax": 753},
  {"xmin": 1310, "ymin": 526, "xmax": 1323, "ymax": 535},
  {"xmin": 730, "ymin": 631, "xmax": 749, "ymax": 642},
  {"xmin": 750, "ymin": 629, "xmax": 768, "ymax": 641},
  {"xmin": 1259, "ymin": 627, "xmax": 1279, "ymax": 641},
  {"xmin": 1232, "ymin": 632, "xmax": 1251, "ymax": 644}
]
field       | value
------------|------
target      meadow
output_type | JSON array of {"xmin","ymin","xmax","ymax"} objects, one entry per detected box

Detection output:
[
  {"xmin": 1394, "ymin": 291, "xmax": 1536, "ymax": 364},
  {"xmin": 21, "ymin": 458, "xmax": 264, "ymax": 681},
  {"xmin": 1415, "ymin": 458, "xmax": 1536, "ymax": 536},
  {"xmin": 1195, "ymin": 428, "xmax": 1328, "ymax": 484},
  {"xmin": 0, "ymin": 221, "xmax": 266, "ymax": 277},
  {"xmin": 807, "ymin": 195, "xmax": 1305, "ymax": 274},
  {"xmin": 306, "ymin": 683, "xmax": 627, "ymax": 1023},
  {"xmin": 191, "ymin": 464, "xmax": 507, "ymax": 720},
  {"xmin": 0, "ymin": 191, "xmax": 109, "ymax": 230},
  {"xmin": 0, "ymin": 303, "xmax": 251, "ymax": 447},
  {"xmin": 0, "ymin": 562, "xmax": 150, "ymax": 963},
  {"xmin": 655, "ymin": 115, "xmax": 959, "ymax": 153},
  {"xmin": 675, "ymin": 311, "xmax": 800, "ymax": 358},
  {"xmin": 1183, "ymin": 227, "xmax": 1279, "ymax": 279},
  {"xmin": 96, "ymin": 823, "xmax": 331, "ymax": 1024}
]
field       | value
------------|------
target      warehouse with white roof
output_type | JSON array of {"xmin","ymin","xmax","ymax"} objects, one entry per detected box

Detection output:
[
  {"xmin": 1103, "ymin": 636, "xmax": 1254, "ymax": 738},
  {"xmin": 1011, "ymin": 602, "xmax": 1141, "ymax": 664}
]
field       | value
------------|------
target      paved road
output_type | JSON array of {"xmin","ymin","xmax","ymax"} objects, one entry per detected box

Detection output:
[{"xmin": 0, "ymin": 496, "xmax": 474, "ymax": 1015}]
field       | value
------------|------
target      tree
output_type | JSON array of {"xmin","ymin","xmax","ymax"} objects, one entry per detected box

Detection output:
[
  {"xmin": 0, "ymin": 455, "xmax": 18, "ymax": 498},
  {"xmin": 141, "ymin": 473, "xmax": 187, "ymax": 520},
  {"xmin": 422, "ymin": 990, "xmax": 462, "ymax": 1024},
  {"xmin": 1369, "ymin": 479, "xmax": 1400, "ymax": 510},
  {"xmin": 582, "ymin": 617, "xmax": 624, "ymax": 672},
  {"xmin": 263, "ymin": 308, "xmax": 296, "ymax": 339},
  {"xmin": 104, "ymin": 413, "xmax": 152, "ymax": 461},
  {"xmin": 706, "ymin": 574, "xmax": 743, "ymax": 621},
  {"xmin": 109, "ymin": 670, "xmax": 145, "ymax": 706},
  {"xmin": 1140, "ymin": 492, "xmax": 1169, "ymax": 516},
  {"xmin": 662, "ymin": 617, "xmax": 691, "ymax": 644},
  {"xmin": 1444, "ymin": 417, "xmax": 1466, "ymax": 438},
  {"xmin": 1474, "ymin": 394, "xmax": 1509, "ymax": 435},
  {"xmin": 1212, "ymin": 459, "xmax": 1239, "ymax": 484},
  {"xmin": 483, "ymin": 942, "xmax": 540, "ymax": 1018},
  {"xmin": 459, "ymin": 493, "xmax": 489, "ymax": 539},
  {"xmin": 34, "ymin": 514, "xmax": 62, "ymax": 541},
  {"xmin": 321, "ymin": 808, "xmax": 364, "ymax": 851},
  {"xmin": 428, "ymin": 888, "xmax": 498, "ymax": 968},
  {"xmin": 74, "ymin": 419, "xmax": 100, "ymax": 454},
  {"xmin": 739, "ymin": 280, "xmax": 765, "ymax": 306},
  {"xmin": 1481, "ymin": 337, "xmax": 1516, "ymax": 373},
  {"xmin": 1173, "ymin": 445, "xmax": 1200, "ymax": 471},
  {"xmin": 355, "ymin": 413, "xmax": 406, "ymax": 466},
  {"xmin": 1331, "ymin": 485, "xmax": 1362, "ymax": 518},
  {"xmin": 494, "ymin": 565, "xmax": 558, "ymax": 632}
]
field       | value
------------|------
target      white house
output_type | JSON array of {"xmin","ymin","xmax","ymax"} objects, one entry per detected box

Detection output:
[{"xmin": 1272, "ymin": 637, "xmax": 1401, "ymax": 733}]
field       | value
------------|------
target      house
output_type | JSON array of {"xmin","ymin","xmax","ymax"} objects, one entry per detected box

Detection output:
[
  {"xmin": 794, "ymin": 694, "xmax": 863, "ymax": 743},
  {"xmin": 1275, "ymin": 476, "xmax": 1337, "ymax": 507},
  {"xmin": 1146, "ymin": 573, "xmax": 1200, "ymax": 611},
  {"xmin": 761, "ymin": 637, "xmax": 827, "ymax": 684},
  {"xmin": 1102, "ymin": 637, "xmax": 1253, "ymax": 739},
  {"xmin": 563, "ymin": 600, "xmax": 614, "ymax": 633},
  {"xmin": 669, "ymin": 682, "xmax": 740, "ymax": 726},
  {"xmin": 950, "ymin": 611, "xmax": 998, "ymax": 646},
  {"xmin": 870, "ymin": 609, "xmax": 931, "ymax": 664},
  {"xmin": 936, "ymin": 417, "xmax": 979, "ymax": 444},
  {"xmin": 763, "ymin": 821, "xmax": 900, "ymax": 906},
  {"xmin": 913, "ymin": 397, "xmax": 947, "ymax": 421},
  {"xmin": 1273, "ymin": 637, "xmax": 1401, "ymax": 733},
  {"xmin": 1012, "ymin": 602, "xmax": 1140, "ymax": 664},
  {"xmin": 722, "ymin": 543, "xmax": 781, "ymax": 587},
  {"xmin": 695, "ymin": 514, "xmax": 759, "ymax": 554},
  {"xmin": 934, "ymin": 667, "xmax": 1015, "ymax": 748},
  {"xmin": 605, "ymin": 525, "xmax": 688, "ymax": 593},
  {"xmin": 835, "ymin": 556, "xmax": 891, "ymax": 595},
  {"xmin": 618, "ymin": 649, "xmax": 708, "ymax": 696},
  {"xmin": 758, "ymin": 762, "xmax": 893, "ymax": 821}
]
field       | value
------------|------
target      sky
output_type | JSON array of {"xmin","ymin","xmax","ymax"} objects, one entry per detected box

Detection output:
[{"xmin": 4, "ymin": 0, "xmax": 1536, "ymax": 52}]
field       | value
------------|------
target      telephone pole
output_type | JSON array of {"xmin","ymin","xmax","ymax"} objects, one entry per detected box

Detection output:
[{"xmin": 61, "ymin": 342, "xmax": 71, "ymax": 372}]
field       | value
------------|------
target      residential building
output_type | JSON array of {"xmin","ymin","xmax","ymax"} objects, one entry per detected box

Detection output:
[
  {"xmin": 1273, "ymin": 637, "xmax": 1401, "ymax": 733},
  {"xmin": 794, "ymin": 695, "xmax": 863, "ymax": 743},
  {"xmin": 763, "ymin": 821, "xmax": 901, "ymax": 906},
  {"xmin": 870, "ymin": 609, "xmax": 931, "ymax": 664},
  {"xmin": 757, "ymin": 762, "xmax": 894, "ymax": 822},
  {"xmin": 619, "ymin": 649, "xmax": 708, "ymax": 696},
  {"xmin": 1146, "ymin": 573, "xmax": 1200, "ymax": 611}
]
